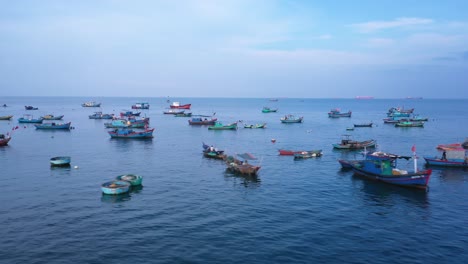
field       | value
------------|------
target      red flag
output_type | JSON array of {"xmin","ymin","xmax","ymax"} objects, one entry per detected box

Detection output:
[{"xmin": 411, "ymin": 145, "xmax": 416, "ymax": 152}]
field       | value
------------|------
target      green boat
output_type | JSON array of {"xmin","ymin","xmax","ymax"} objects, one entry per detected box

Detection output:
[
  {"xmin": 244, "ymin": 123, "xmax": 267, "ymax": 129},
  {"xmin": 262, "ymin": 107, "xmax": 278, "ymax": 113},
  {"xmin": 115, "ymin": 174, "xmax": 143, "ymax": 186},
  {"xmin": 395, "ymin": 121, "xmax": 424, "ymax": 127},
  {"xmin": 208, "ymin": 122, "xmax": 238, "ymax": 130}
]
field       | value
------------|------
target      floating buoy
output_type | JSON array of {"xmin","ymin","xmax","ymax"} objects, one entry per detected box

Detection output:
[
  {"xmin": 74, "ymin": 166, "xmax": 79, "ymax": 169},
  {"xmin": 271, "ymin": 138, "xmax": 276, "ymax": 143}
]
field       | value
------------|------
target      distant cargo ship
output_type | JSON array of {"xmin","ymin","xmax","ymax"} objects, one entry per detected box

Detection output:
[
  {"xmin": 355, "ymin": 96, "xmax": 374, "ymax": 99},
  {"xmin": 406, "ymin": 97, "xmax": 423, "ymax": 99}
]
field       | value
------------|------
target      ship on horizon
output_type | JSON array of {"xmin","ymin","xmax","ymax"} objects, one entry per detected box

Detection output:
[{"xmin": 355, "ymin": 96, "xmax": 374, "ymax": 99}]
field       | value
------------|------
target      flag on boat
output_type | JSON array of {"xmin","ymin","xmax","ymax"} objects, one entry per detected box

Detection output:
[{"xmin": 411, "ymin": 145, "xmax": 416, "ymax": 152}]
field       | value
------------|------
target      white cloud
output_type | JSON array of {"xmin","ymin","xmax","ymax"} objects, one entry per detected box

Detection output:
[{"xmin": 350, "ymin": 17, "xmax": 433, "ymax": 33}]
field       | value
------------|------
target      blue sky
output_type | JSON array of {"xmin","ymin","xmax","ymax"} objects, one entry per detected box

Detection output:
[{"xmin": 1, "ymin": 0, "xmax": 467, "ymax": 98}]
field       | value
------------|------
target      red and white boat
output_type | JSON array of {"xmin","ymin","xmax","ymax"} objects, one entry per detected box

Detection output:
[{"xmin": 170, "ymin": 102, "xmax": 191, "ymax": 109}]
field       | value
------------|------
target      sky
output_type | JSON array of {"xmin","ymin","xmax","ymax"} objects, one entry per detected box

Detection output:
[{"xmin": 1, "ymin": 0, "xmax": 468, "ymax": 98}]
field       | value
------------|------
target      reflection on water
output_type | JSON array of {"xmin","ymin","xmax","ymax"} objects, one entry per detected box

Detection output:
[
  {"xmin": 109, "ymin": 138, "xmax": 154, "ymax": 151},
  {"xmin": 223, "ymin": 171, "xmax": 261, "ymax": 188},
  {"xmin": 432, "ymin": 167, "xmax": 468, "ymax": 182},
  {"xmin": 50, "ymin": 164, "xmax": 72, "ymax": 176}
]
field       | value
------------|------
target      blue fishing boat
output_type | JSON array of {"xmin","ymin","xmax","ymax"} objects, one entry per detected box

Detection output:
[
  {"xmin": 50, "ymin": 156, "xmax": 71, "ymax": 166},
  {"xmin": 328, "ymin": 108, "xmax": 352, "ymax": 118},
  {"xmin": 101, "ymin": 180, "xmax": 131, "ymax": 195},
  {"xmin": 35, "ymin": 122, "xmax": 71, "ymax": 129},
  {"xmin": 89, "ymin": 112, "xmax": 114, "ymax": 119},
  {"xmin": 104, "ymin": 119, "xmax": 146, "ymax": 128},
  {"xmin": 18, "ymin": 115, "xmax": 44, "ymax": 123},
  {"xmin": 424, "ymin": 148, "xmax": 468, "ymax": 167},
  {"xmin": 115, "ymin": 174, "xmax": 143, "ymax": 186},
  {"xmin": 280, "ymin": 114, "xmax": 303, "ymax": 123},
  {"xmin": 120, "ymin": 110, "xmax": 141, "ymax": 117},
  {"xmin": 108, "ymin": 128, "xmax": 154, "ymax": 139},
  {"xmin": 188, "ymin": 117, "xmax": 217, "ymax": 125}
]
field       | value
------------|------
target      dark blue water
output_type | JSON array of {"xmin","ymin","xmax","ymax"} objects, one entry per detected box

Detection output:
[{"xmin": 1, "ymin": 97, "xmax": 467, "ymax": 264}]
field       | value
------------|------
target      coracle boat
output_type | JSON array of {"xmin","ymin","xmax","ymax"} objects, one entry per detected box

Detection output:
[
  {"xmin": 279, "ymin": 149, "xmax": 321, "ymax": 156},
  {"xmin": 131, "ymin": 102, "xmax": 150, "ymax": 109},
  {"xmin": 89, "ymin": 112, "xmax": 114, "ymax": 119},
  {"xmin": 280, "ymin": 114, "xmax": 303, "ymax": 123},
  {"xmin": 262, "ymin": 107, "xmax": 278, "ymax": 113},
  {"xmin": 293, "ymin": 150, "xmax": 323, "ymax": 159},
  {"xmin": 424, "ymin": 148, "xmax": 468, "ymax": 168},
  {"xmin": 0, "ymin": 115, "xmax": 13, "ymax": 120},
  {"xmin": 101, "ymin": 180, "xmax": 131, "ymax": 195},
  {"xmin": 42, "ymin": 114, "xmax": 64, "ymax": 120},
  {"xmin": 108, "ymin": 127, "xmax": 154, "ymax": 139},
  {"xmin": 244, "ymin": 123, "xmax": 266, "ymax": 129},
  {"xmin": 170, "ymin": 102, "xmax": 191, "ymax": 109},
  {"xmin": 115, "ymin": 174, "xmax": 143, "ymax": 186},
  {"xmin": 225, "ymin": 153, "xmax": 261, "ymax": 176},
  {"xmin": 395, "ymin": 121, "xmax": 424, "ymax": 127},
  {"xmin": 333, "ymin": 135, "xmax": 376, "ymax": 149},
  {"xmin": 35, "ymin": 122, "xmax": 71, "ymax": 130},
  {"xmin": 18, "ymin": 115, "xmax": 44, "ymax": 123},
  {"xmin": 50, "ymin": 156, "xmax": 71, "ymax": 166},
  {"xmin": 188, "ymin": 117, "xmax": 217, "ymax": 125},
  {"xmin": 208, "ymin": 122, "xmax": 238, "ymax": 130},
  {"xmin": 81, "ymin": 101, "xmax": 101, "ymax": 107},
  {"xmin": 328, "ymin": 108, "xmax": 351, "ymax": 118},
  {"xmin": 354, "ymin": 123, "xmax": 373, "ymax": 127},
  {"xmin": 0, "ymin": 134, "xmax": 12, "ymax": 146},
  {"xmin": 25, "ymin": 105, "xmax": 38, "ymax": 110}
]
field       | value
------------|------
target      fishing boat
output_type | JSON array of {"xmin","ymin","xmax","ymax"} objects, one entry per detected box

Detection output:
[
  {"xmin": 101, "ymin": 180, "xmax": 131, "ymax": 195},
  {"xmin": 89, "ymin": 112, "xmax": 114, "ymax": 119},
  {"xmin": 383, "ymin": 117, "xmax": 406, "ymax": 124},
  {"xmin": 387, "ymin": 107, "xmax": 414, "ymax": 115},
  {"xmin": 0, "ymin": 134, "xmax": 11, "ymax": 146},
  {"xmin": 175, "ymin": 112, "xmax": 192, "ymax": 117},
  {"xmin": 333, "ymin": 135, "xmax": 376, "ymax": 149},
  {"xmin": 203, "ymin": 144, "xmax": 227, "ymax": 160},
  {"xmin": 409, "ymin": 115, "xmax": 428, "ymax": 122},
  {"xmin": 163, "ymin": 109, "xmax": 185, "ymax": 115},
  {"xmin": 170, "ymin": 102, "xmax": 191, "ymax": 109},
  {"xmin": 395, "ymin": 121, "xmax": 424, "ymax": 127},
  {"xmin": 42, "ymin": 114, "xmax": 64, "ymax": 120},
  {"xmin": 349, "ymin": 153, "xmax": 432, "ymax": 190},
  {"xmin": 328, "ymin": 108, "xmax": 352, "ymax": 118},
  {"xmin": 424, "ymin": 148, "xmax": 468, "ymax": 167},
  {"xmin": 81, "ymin": 101, "xmax": 101, "ymax": 107},
  {"xmin": 115, "ymin": 174, "xmax": 143, "ymax": 186},
  {"xmin": 244, "ymin": 123, "xmax": 266, "ymax": 129},
  {"xmin": 50, "ymin": 156, "xmax": 71, "ymax": 166},
  {"xmin": 35, "ymin": 122, "xmax": 71, "ymax": 129},
  {"xmin": 0, "ymin": 115, "xmax": 13, "ymax": 120},
  {"xmin": 18, "ymin": 115, "xmax": 44, "ymax": 123},
  {"xmin": 346, "ymin": 127, "xmax": 354, "ymax": 131},
  {"xmin": 208, "ymin": 122, "xmax": 238, "ymax": 130},
  {"xmin": 293, "ymin": 150, "xmax": 323, "ymax": 159},
  {"xmin": 354, "ymin": 123, "xmax": 373, "ymax": 127},
  {"xmin": 280, "ymin": 114, "xmax": 303, "ymax": 123},
  {"xmin": 120, "ymin": 110, "xmax": 141, "ymax": 117},
  {"xmin": 108, "ymin": 127, "xmax": 154, "ymax": 139},
  {"xmin": 262, "ymin": 107, "xmax": 278, "ymax": 113},
  {"xmin": 104, "ymin": 119, "xmax": 146, "ymax": 129},
  {"xmin": 131, "ymin": 102, "xmax": 150, "ymax": 109},
  {"xmin": 188, "ymin": 117, "xmax": 217, "ymax": 125},
  {"xmin": 339, "ymin": 151, "xmax": 412, "ymax": 169},
  {"xmin": 25, "ymin": 105, "xmax": 38, "ymax": 110},
  {"xmin": 278, "ymin": 149, "xmax": 321, "ymax": 156},
  {"xmin": 225, "ymin": 153, "xmax": 261, "ymax": 176}
]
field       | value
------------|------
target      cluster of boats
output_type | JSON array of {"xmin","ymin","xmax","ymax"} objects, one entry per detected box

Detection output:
[
  {"xmin": 203, "ymin": 143, "xmax": 261, "ymax": 176},
  {"xmin": 383, "ymin": 107, "xmax": 428, "ymax": 127}
]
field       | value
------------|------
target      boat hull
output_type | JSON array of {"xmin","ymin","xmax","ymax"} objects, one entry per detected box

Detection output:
[
  {"xmin": 170, "ymin": 104, "xmax": 191, "ymax": 109},
  {"xmin": 18, "ymin": 118, "xmax": 43, "ymax": 123},
  {"xmin": 0, "ymin": 137, "xmax": 11, "ymax": 146},
  {"xmin": 50, "ymin": 156, "xmax": 71, "ymax": 166},
  {"xmin": 101, "ymin": 181, "xmax": 131, "ymax": 195},
  {"xmin": 351, "ymin": 166, "xmax": 432, "ymax": 189},
  {"xmin": 188, "ymin": 118, "xmax": 217, "ymax": 125},
  {"xmin": 108, "ymin": 128, "xmax": 154, "ymax": 139},
  {"xmin": 424, "ymin": 157, "xmax": 468, "ymax": 167},
  {"xmin": 333, "ymin": 140, "xmax": 376, "ymax": 149},
  {"xmin": 35, "ymin": 122, "xmax": 71, "ymax": 129},
  {"xmin": 115, "ymin": 174, "xmax": 143, "ymax": 186}
]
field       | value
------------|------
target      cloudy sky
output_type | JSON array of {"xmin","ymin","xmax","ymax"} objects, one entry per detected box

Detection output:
[{"xmin": 1, "ymin": 0, "xmax": 467, "ymax": 98}]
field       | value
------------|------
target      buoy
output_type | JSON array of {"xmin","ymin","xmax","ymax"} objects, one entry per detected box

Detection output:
[
  {"xmin": 74, "ymin": 166, "xmax": 79, "ymax": 169},
  {"xmin": 271, "ymin": 139, "xmax": 276, "ymax": 143}
]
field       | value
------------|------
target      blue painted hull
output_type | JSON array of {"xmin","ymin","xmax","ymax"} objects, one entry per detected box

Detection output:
[
  {"xmin": 101, "ymin": 180, "xmax": 131, "ymax": 195},
  {"xmin": 35, "ymin": 122, "xmax": 71, "ymax": 129},
  {"xmin": 424, "ymin": 157, "xmax": 468, "ymax": 167},
  {"xmin": 108, "ymin": 128, "xmax": 154, "ymax": 138},
  {"xmin": 351, "ymin": 165, "xmax": 431, "ymax": 189},
  {"xmin": 18, "ymin": 118, "xmax": 43, "ymax": 123}
]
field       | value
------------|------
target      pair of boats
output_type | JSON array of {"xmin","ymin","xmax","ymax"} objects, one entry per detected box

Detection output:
[
  {"xmin": 101, "ymin": 174, "xmax": 143, "ymax": 195},
  {"xmin": 280, "ymin": 114, "xmax": 303, "ymax": 123},
  {"xmin": 328, "ymin": 108, "xmax": 352, "ymax": 118},
  {"xmin": 208, "ymin": 122, "xmax": 238, "ymax": 130},
  {"xmin": 131, "ymin": 102, "xmax": 150, "ymax": 109},
  {"xmin": 89, "ymin": 112, "xmax": 114, "ymax": 119},
  {"xmin": 170, "ymin": 102, "xmax": 191, "ymax": 109},
  {"xmin": 333, "ymin": 135, "xmax": 376, "ymax": 149},
  {"xmin": 0, "ymin": 134, "xmax": 11, "ymax": 146},
  {"xmin": 35, "ymin": 122, "xmax": 72, "ymax": 130},
  {"xmin": 82, "ymin": 101, "xmax": 101, "ymax": 107}
]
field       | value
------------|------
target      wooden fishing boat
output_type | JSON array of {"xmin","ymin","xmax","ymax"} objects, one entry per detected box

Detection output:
[
  {"xmin": 328, "ymin": 108, "xmax": 351, "ymax": 118},
  {"xmin": 424, "ymin": 148, "xmax": 468, "ymax": 167},
  {"xmin": 244, "ymin": 123, "xmax": 266, "ymax": 129},
  {"xmin": 101, "ymin": 180, "xmax": 131, "ymax": 195},
  {"xmin": 280, "ymin": 114, "xmax": 303, "ymax": 123},
  {"xmin": 42, "ymin": 114, "xmax": 64, "ymax": 120},
  {"xmin": 163, "ymin": 109, "xmax": 185, "ymax": 115},
  {"xmin": 395, "ymin": 121, "xmax": 424, "ymax": 127},
  {"xmin": 339, "ymin": 151, "xmax": 411, "ymax": 169},
  {"xmin": 188, "ymin": 117, "xmax": 217, "ymax": 125},
  {"xmin": 225, "ymin": 153, "xmax": 261, "ymax": 176},
  {"xmin": 208, "ymin": 122, "xmax": 237, "ymax": 130},
  {"xmin": 35, "ymin": 122, "xmax": 71, "ymax": 129},
  {"xmin": 81, "ymin": 101, "xmax": 101, "ymax": 107},
  {"xmin": 50, "ymin": 156, "xmax": 71, "ymax": 166},
  {"xmin": 0, "ymin": 134, "xmax": 11, "ymax": 146},
  {"xmin": 262, "ymin": 107, "xmax": 278, "ymax": 113},
  {"xmin": 18, "ymin": 115, "xmax": 44, "ymax": 123},
  {"xmin": 175, "ymin": 112, "xmax": 192, "ymax": 117},
  {"xmin": 354, "ymin": 123, "xmax": 373, "ymax": 127},
  {"xmin": 115, "ymin": 174, "xmax": 143, "ymax": 186},
  {"xmin": 131, "ymin": 102, "xmax": 150, "ymax": 109},
  {"xmin": 279, "ymin": 149, "xmax": 321, "ymax": 156},
  {"xmin": 204, "ymin": 150, "xmax": 227, "ymax": 160},
  {"xmin": 89, "ymin": 112, "xmax": 114, "ymax": 119},
  {"xmin": 120, "ymin": 111, "xmax": 141, "ymax": 117},
  {"xmin": 108, "ymin": 128, "xmax": 154, "ymax": 139},
  {"xmin": 170, "ymin": 102, "xmax": 191, "ymax": 109},
  {"xmin": 333, "ymin": 135, "xmax": 376, "ymax": 149},
  {"xmin": 25, "ymin": 105, "xmax": 38, "ymax": 110},
  {"xmin": 293, "ymin": 150, "xmax": 323, "ymax": 159},
  {"xmin": 0, "ymin": 115, "xmax": 13, "ymax": 120}
]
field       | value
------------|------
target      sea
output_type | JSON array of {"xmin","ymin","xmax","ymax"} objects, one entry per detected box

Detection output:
[{"xmin": 1, "ymin": 96, "xmax": 467, "ymax": 264}]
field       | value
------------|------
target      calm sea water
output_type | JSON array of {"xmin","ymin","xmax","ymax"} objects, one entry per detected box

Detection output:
[{"xmin": 1, "ymin": 96, "xmax": 467, "ymax": 264}]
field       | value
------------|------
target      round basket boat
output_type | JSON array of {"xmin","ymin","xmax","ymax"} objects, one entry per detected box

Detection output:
[
  {"xmin": 101, "ymin": 180, "xmax": 131, "ymax": 195},
  {"xmin": 115, "ymin": 174, "xmax": 143, "ymax": 186}
]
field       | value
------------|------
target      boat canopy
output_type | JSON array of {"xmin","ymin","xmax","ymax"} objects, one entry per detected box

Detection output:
[{"xmin": 445, "ymin": 149, "xmax": 466, "ymax": 159}]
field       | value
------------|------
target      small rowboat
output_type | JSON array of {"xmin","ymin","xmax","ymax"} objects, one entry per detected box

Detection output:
[
  {"xmin": 50, "ymin": 156, "xmax": 71, "ymax": 166},
  {"xmin": 101, "ymin": 180, "xmax": 131, "ymax": 195},
  {"xmin": 115, "ymin": 174, "xmax": 143, "ymax": 186},
  {"xmin": 0, "ymin": 115, "xmax": 13, "ymax": 120}
]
